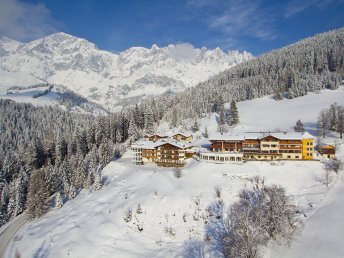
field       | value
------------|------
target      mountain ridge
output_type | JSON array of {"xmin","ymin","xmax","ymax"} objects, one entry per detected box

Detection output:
[{"xmin": 0, "ymin": 32, "xmax": 252, "ymax": 110}]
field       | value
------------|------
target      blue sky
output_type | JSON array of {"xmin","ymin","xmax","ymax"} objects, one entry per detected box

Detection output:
[{"xmin": 1, "ymin": 0, "xmax": 344, "ymax": 55}]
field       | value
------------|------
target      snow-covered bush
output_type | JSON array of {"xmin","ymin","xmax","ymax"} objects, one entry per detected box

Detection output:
[
  {"xmin": 222, "ymin": 182, "xmax": 303, "ymax": 258},
  {"xmin": 136, "ymin": 203, "xmax": 143, "ymax": 214},
  {"xmin": 123, "ymin": 209, "xmax": 132, "ymax": 223},
  {"xmin": 164, "ymin": 226, "xmax": 176, "ymax": 237},
  {"xmin": 214, "ymin": 186, "xmax": 222, "ymax": 198},
  {"xmin": 174, "ymin": 168, "xmax": 183, "ymax": 179}
]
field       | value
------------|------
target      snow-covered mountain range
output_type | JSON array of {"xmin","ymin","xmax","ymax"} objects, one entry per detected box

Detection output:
[{"xmin": 0, "ymin": 32, "xmax": 252, "ymax": 110}]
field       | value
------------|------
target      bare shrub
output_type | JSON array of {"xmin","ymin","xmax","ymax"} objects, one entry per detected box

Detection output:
[
  {"xmin": 174, "ymin": 168, "xmax": 183, "ymax": 178},
  {"xmin": 214, "ymin": 186, "xmax": 222, "ymax": 198},
  {"xmin": 123, "ymin": 209, "xmax": 132, "ymax": 222}
]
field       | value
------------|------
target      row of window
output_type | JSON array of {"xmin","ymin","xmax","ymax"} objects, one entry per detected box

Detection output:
[{"xmin": 200, "ymin": 155, "xmax": 242, "ymax": 162}]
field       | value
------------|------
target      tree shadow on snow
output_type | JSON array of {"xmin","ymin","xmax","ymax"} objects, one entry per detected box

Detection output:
[
  {"xmin": 33, "ymin": 240, "xmax": 49, "ymax": 258},
  {"xmin": 181, "ymin": 201, "xmax": 228, "ymax": 258},
  {"xmin": 180, "ymin": 239, "xmax": 205, "ymax": 258}
]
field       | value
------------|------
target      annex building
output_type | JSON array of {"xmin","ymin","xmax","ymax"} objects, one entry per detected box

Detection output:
[{"xmin": 199, "ymin": 132, "xmax": 315, "ymax": 163}]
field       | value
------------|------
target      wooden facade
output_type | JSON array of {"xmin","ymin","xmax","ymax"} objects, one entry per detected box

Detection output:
[
  {"xmin": 172, "ymin": 133, "xmax": 193, "ymax": 142},
  {"xmin": 209, "ymin": 133, "xmax": 314, "ymax": 161},
  {"xmin": 318, "ymin": 145, "xmax": 335, "ymax": 159},
  {"xmin": 132, "ymin": 140, "xmax": 194, "ymax": 167},
  {"xmin": 144, "ymin": 134, "xmax": 168, "ymax": 142}
]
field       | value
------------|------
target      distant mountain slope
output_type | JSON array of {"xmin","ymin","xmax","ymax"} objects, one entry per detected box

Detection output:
[
  {"xmin": 0, "ymin": 84, "xmax": 108, "ymax": 116},
  {"xmin": 154, "ymin": 28, "xmax": 344, "ymax": 123},
  {"xmin": 0, "ymin": 33, "xmax": 252, "ymax": 110}
]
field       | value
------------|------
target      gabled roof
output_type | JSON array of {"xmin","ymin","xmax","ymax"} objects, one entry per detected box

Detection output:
[
  {"xmin": 318, "ymin": 143, "xmax": 335, "ymax": 149},
  {"xmin": 144, "ymin": 134, "xmax": 168, "ymax": 138},
  {"xmin": 172, "ymin": 133, "xmax": 192, "ymax": 137},
  {"xmin": 158, "ymin": 141, "xmax": 194, "ymax": 149},
  {"xmin": 209, "ymin": 132, "xmax": 315, "ymax": 141},
  {"xmin": 210, "ymin": 133, "xmax": 245, "ymax": 141},
  {"xmin": 132, "ymin": 140, "xmax": 193, "ymax": 150}
]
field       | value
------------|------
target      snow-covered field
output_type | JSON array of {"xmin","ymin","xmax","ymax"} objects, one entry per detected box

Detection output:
[{"xmin": 5, "ymin": 87, "xmax": 344, "ymax": 258}]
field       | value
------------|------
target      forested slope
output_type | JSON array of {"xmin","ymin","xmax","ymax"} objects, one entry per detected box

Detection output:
[{"xmin": 152, "ymin": 28, "xmax": 344, "ymax": 124}]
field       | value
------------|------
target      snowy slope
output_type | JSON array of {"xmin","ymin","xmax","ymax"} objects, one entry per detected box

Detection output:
[
  {"xmin": 0, "ymin": 33, "xmax": 252, "ymax": 110},
  {"xmin": 271, "ymin": 180, "xmax": 344, "ymax": 258},
  {"xmin": 191, "ymin": 87, "xmax": 344, "ymax": 136},
  {"xmin": 6, "ymin": 88, "xmax": 344, "ymax": 258},
  {"xmin": 0, "ymin": 85, "xmax": 108, "ymax": 116}
]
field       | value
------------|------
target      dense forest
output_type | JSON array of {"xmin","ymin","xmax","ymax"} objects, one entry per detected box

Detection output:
[{"xmin": 147, "ymin": 28, "xmax": 344, "ymax": 125}]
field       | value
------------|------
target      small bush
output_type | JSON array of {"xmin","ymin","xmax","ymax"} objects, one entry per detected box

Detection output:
[
  {"xmin": 214, "ymin": 186, "xmax": 222, "ymax": 198},
  {"xmin": 123, "ymin": 209, "xmax": 132, "ymax": 222},
  {"xmin": 136, "ymin": 203, "xmax": 143, "ymax": 214},
  {"xmin": 174, "ymin": 168, "xmax": 183, "ymax": 178}
]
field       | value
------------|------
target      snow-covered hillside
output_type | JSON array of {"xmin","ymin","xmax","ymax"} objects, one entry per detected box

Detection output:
[
  {"xmin": 0, "ymin": 33, "xmax": 252, "ymax": 110},
  {"xmin": 6, "ymin": 87, "xmax": 344, "ymax": 258},
  {"xmin": 0, "ymin": 85, "xmax": 107, "ymax": 116}
]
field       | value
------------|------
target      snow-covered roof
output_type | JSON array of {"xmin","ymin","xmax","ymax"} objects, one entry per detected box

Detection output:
[
  {"xmin": 132, "ymin": 140, "xmax": 193, "ymax": 150},
  {"xmin": 210, "ymin": 132, "xmax": 315, "ymax": 141},
  {"xmin": 144, "ymin": 134, "xmax": 168, "ymax": 138},
  {"xmin": 131, "ymin": 141, "xmax": 163, "ymax": 150},
  {"xmin": 210, "ymin": 133, "xmax": 245, "ymax": 141}
]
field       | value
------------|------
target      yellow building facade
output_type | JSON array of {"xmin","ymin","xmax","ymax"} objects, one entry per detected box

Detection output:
[{"xmin": 302, "ymin": 138, "xmax": 314, "ymax": 160}]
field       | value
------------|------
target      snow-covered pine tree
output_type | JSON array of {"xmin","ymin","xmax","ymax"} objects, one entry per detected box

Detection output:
[
  {"xmin": 336, "ymin": 105, "xmax": 344, "ymax": 138},
  {"xmin": 229, "ymin": 100, "xmax": 239, "ymax": 126},
  {"xmin": 192, "ymin": 120, "xmax": 199, "ymax": 133},
  {"xmin": 144, "ymin": 106, "xmax": 155, "ymax": 134},
  {"xmin": 26, "ymin": 169, "xmax": 49, "ymax": 219},
  {"xmin": 55, "ymin": 191, "xmax": 63, "ymax": 208},
  {"xmin": 204, "ymin": 127, "xmax": 209, "ymax": 138},
  {"xmin": 0, "ymin": 183, "xmax": 9, "ymax": 226},
  {"xmin": 294, "ymin": 120, "xmax": 305, "ymax": 132},
  {"xmin": 55, "ymin": 132, "xmax": 68, "ymax": 164},
  {"xmin": 68, "ymin": 185, "xmax": 77, "ymax": 199},
  {"xmin": 14, "ymin": 174, "xmax": 27, "ymax": 216},
  {"xmin": 94, "ymin": 168, "xmax": 103, "ymax": 191},
  {"xmin": 99, "ymin": 141, "xmax": 113, "ymax": 168},
  {"xmin": 95, "ymin": 118, "xmax": 105, "ymax": 146},
  {"xmin": 128, "ymin": 115, "xmax": 140, "ymax": 141},
  {"xmin": 77, "ymin": 129, "xmax": 89, "ymax": 157}
]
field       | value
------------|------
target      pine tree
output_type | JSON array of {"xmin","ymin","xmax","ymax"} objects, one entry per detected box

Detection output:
[
  {"xmin": 0, "ymin": 183, "xmax": 9, "ymax": 226},
  {"xmin": 99, "ymin": 141, "xmax": 113, "ymax": 168},
  {"xmin": 144, "ymin": 106, "xmax": 155, "ymax": 134},
  {"xmin": 78, "ymin": 129, "xmax": 89, "ymax": 157},
  {"xmin": 294, "ymin": 119, "xmax": 305, "ymax": 132},
  {"xmin": 68, "ymin": 185, "xmax": 77, "ymax": 199},
  {"xmin": 94, "ymin": 168, "xmax": 102, "ymax": 191},
  {"xmin": 192, "ymin": 120, "xmax": 199, "ymax": 133},
  {"xmin": 55, "ymin": 132, "xmax": 68, "ymax": 164},
  {"xmin": 14, "ymin": 175, "xmax": 27, "ymax": 216},
  {"xmin": 229, "ymin": 100, "xmax": 239, "ymax": 126},
  {"xmin": 204, "ymin": 127, "xmax": 209, "ymax": 138},
  {"xmin": 128, "ymin": 115, "xmax": 140, "ymax": 141},
  {"xmin": 26, "ymin": 170, "xmax": 49, "ymax": 219},
  {"xmin": 336, "ymin": 105, "xmax": 344, "ymax": 139},
  {"xmin": 55, "ymin": 191, "xmax": 63, "ymax": 208}
]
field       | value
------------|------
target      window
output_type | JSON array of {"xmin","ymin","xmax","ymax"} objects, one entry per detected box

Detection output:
[
  {"xmin": 287, "ymin": 155, "xmax": 291, "ymax": 158},
  {"xmin": 295, "ymin": 156, "xmax": 299, "ymax": 158}
]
